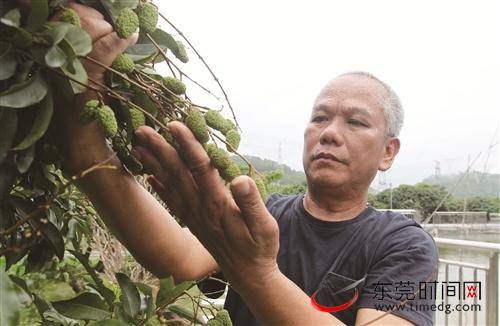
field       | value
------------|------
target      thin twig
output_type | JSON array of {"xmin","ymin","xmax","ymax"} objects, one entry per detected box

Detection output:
[{"xmin": 158, "ymin": 13, "xmax": 239, "ymax": 129}]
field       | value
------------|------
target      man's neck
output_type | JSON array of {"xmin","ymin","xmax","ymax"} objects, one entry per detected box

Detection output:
[{"xmin": 303, "ymin": 187, "xmax": 368, "ymax": 222}]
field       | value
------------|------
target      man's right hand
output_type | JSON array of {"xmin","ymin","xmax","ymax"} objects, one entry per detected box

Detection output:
[{"xmin": 52, "ymin": 1, "xmax": 138, "ymax": 172}]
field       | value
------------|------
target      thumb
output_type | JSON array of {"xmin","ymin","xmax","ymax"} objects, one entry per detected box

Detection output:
[{"xmin": 230, "ymin": 176, "xmax": 271, "ymax": 233}]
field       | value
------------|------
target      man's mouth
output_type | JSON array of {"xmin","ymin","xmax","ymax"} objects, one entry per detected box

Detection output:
[{"xmin": 312, "ymin": 152, "xmax": 348, "ymax": 165}]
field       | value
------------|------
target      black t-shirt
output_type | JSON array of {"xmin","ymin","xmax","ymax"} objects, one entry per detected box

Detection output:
[{"xmin": 206, "ymin": 193, "xmax": 438, "ymax": 325}]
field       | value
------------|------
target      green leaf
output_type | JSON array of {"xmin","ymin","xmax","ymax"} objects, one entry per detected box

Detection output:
[
  {"xmin": 136, "ymin": 283, "xmax": 154, "ymax": 318},
  {"xmin": 0, "ymin": 72, "xmax": 48, "ymax": 108},
  {"xmin": 115, "ymin": 273, "xmax": 141, "ymax": 319},
  {"xmin": 61, "ymin": 59, "xmax": 88, "ymax": 94},
  {"xmin": 26, "ymin": 0, "xmax": 48, "ymax": 31},
  {"xmin": 45, "ymin": 45, "xmax": 67, "ymax": 67},
  {"xmin": 0, "ymin": 267, "xmax": 21, "ymax": 326},
  {"xmin": 9, "ymin": 275, "xmax": 31, "ymax": 296},
  {"xmin": 43, "ymin": 22, "xmax": 71, "ymax": 45},
  {"xmin": 0, "ymin": 109, "xmax": 17, "ymax": 163},
  {"xmin": 33, "ymin": 294, "xmax": 51, "ymax": 316},
  {"xmin": 13, "ymin": 89, "xmax": 54, "ymax": 150},
  {"xmin": 27, "ymin": 240, "xmax": 54, "ymax": 272},
  {"xmin": 64, "ymin": 25, "xmax": 92, "ymax": 57},
  {"xmin": 1, "ymin": 8, "xmax": 21, "ymax": 28},
  {"xmin": 168, "ymin": 304, "xmax": 206, "ymax": 325},
  {"xmin": 126, "ymin": 29, "xmax": 175, "ymax": 64},
  {"xmin": 52, "ymin": 292, "xmax": 111, "ymax": 321},
  {"xmin": 0, "ymin": 43, "xmax": 17, "ymax": 80},
  {"xmin": 15, "ymin": 144, "xmax": 35, "ymax": 173},
  {"xmin": 41, "ymin": 220, "xmax": 65, "ymax": 260},
  {"xmin": 156, "ymin": 277, "xmax": 194, "ymax": 307}
]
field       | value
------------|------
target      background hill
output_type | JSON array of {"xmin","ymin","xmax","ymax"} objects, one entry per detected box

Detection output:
[{"xmin": 422, "ymin": 171, "xmax": 499, "ymax": 198}]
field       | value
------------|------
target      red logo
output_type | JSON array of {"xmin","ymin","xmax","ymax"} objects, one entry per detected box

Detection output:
[{"xmin": 310, "ymin": 288, "xmax": 360, "ymax": 313}]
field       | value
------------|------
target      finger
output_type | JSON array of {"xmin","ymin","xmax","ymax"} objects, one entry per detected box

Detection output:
[
  {"xmin": 147, "ymin": 176, "xmax": 186, "ymax": 220},
  {"xmin": 80, "ymin": 17, "xmax": 113, "ymax": 42},
  {"xmin": 66, "ymin": 2, "xmax": 104, "ymax": 20},
  {"xmin": 230, "ymin": 176, "xmax": 277, "ymax": 242},
  {"xmin": 168, "ymin": 121, "xmax": 226, "ymax": 195},
  {"xmin": 84, "ymin": 31, "xmax": 139, "ymax": 78},
  {"xmin": 132, "ymin": 146, "xmax": 167, "ymax": 178},
  {"xmin": 134, "ymin": 126, "xmax": 203, "ymax": 215}
]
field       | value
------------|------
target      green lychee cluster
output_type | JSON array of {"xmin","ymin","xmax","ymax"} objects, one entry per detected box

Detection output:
[
  {"xmin": 204, "ymin": 144, "xmax": 242, "ymax": 182},
  {"xmin": 206, "ymin": 309, "xmax": 232, "ymax": 326},
  {"xmin": 225, "ymin": 129, "xmax": 240, "ymax": 152},
  {"xmin": 163, "ymin": 76, "xmax": 186, "ymax": 95},
  {"xmin": 204, "ymin": 110, "xmax": 236, "ymax": 136},
  {"xmin": 80, "ymin": 101, "xmax": 117, "ymax": 138},
  {"xmin": 115, "ymin": 8, "xmax": 139, "ymax": 39},
  {"xmin": 136, "ymin": 3, "xmax": 158, "ymax": 34},
  {"xmin": 112, "ymin": 53, "xmax": 134, "ymax": 73},
  {"xmin": 185, "ymin": 107, "xmax": 209, "ymax": 143},
  {"xmin": 60, "ymin": 8, "xmax": 81, "ymax": 27}
]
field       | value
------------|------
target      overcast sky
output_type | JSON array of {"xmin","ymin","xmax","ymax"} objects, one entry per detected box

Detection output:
[{"xmin": 156, "ymin": 0, "xmax": 500, "ymax": 188}]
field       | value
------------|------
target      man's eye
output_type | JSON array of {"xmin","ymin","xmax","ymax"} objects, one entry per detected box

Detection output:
[
  {"xmin": 348, "ymin": 119, "xmax": 366, "ymax": 127},
  {"xmin": 312, "ymin": 116, "xmax": 327, "ymax": 123}
]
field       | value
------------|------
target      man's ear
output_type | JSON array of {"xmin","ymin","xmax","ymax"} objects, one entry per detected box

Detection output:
[{"xmin": 378, "ymin": 137, "xmax": 400, "ymax": 171}]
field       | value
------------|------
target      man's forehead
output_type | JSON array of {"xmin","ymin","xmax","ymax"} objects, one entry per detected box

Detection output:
[{"xmin": 313, "ymin": 74, "xmax": 388, "ymax": 112}]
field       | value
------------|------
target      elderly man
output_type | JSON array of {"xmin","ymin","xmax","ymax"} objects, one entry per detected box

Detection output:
[{"xmin": 60, "ymin": 3, "xmax": 437, "ymax": 325}]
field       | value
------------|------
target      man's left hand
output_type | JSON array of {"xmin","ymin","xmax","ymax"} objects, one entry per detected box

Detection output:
[{"xmin": 132, "ymin": 122, "xmax": 280, "ymax": 292}]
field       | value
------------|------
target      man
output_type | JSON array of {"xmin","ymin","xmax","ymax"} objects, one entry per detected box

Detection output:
[{"xmin": 60, "ymin": 3, "xmax": 438, "ymax": 325}]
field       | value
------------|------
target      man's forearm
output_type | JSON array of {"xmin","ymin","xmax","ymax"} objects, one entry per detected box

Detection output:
[{"xmin": 237, "ymin": 270, "xmax": 345, "ymax": 325}]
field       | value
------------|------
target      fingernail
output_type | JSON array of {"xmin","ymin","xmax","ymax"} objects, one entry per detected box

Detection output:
[
  {"xmin": 135, "ymin": 129, "xmax": 146, "ymax": 142},
  {"xmin": 233, "ymin": 177, "xmax": 250, "ymax": 196}
]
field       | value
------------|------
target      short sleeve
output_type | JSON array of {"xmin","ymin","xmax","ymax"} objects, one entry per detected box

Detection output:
[{"xmin": 356, "ymin": 226, "xmax": 438, "ymax": 326}]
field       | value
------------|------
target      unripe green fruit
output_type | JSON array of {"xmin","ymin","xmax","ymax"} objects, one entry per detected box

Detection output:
[
  {"xmin": 175, "ymin": 41, "xmax": 189, "ymax": 63},
  {"xmin": 129, "ymin": 108, "xmax": 145, "ymax": 130},
  {"xmin": 204, "ymin": 110, "xmax": 226, "ymax": 131},
  {"xmin": 60, "ymin": 8, "xmax": 81, "ymax": 27},
  {"xmin": 80, "ymin": 106, "xmax": 96, "ymax": 124},
  {"xmin": 221, "ymin": 119, "xmax": 236, "ymax": 135},
  {"xmin": 221, "ymin": 162, "xmax": 241, "ymax": 183},
  {"xmin": 253, "ymin": 176, "xmax": 268, "ymax": 201},
  {"xmin": 185, "ymin": 107, "xmax": 209, "ymax": 143},
  {"xmin": 136, "ymin": 3, "xmax": 158, "ymax": 34},
  {"xmin": 115, "ymin": 8, "xmax": 139, "ymax": 39},
  {"xmin": 96, "ymin": 105, "xmax": 118, "ymax": 137},
  {"xmin": 112, "ymin": 53, "xmax": 134, "ymax": 73},
  {"xmin": 163, "ymin": 76, "xmax": 186, "ymax": 95},
  {"xmin": 225, "ymin": 129, "xmax": 240, "ymax": 152},
  {"xmin": 205, "ymin": 144, "xmax": 230, "ymax": 170},
  {"xmin": 216, "ymin": 309, "xmax": 232, "ymax": 326}
]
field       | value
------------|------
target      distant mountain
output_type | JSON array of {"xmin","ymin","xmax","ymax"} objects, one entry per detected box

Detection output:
[
  {"xmin": 422, "ymin": 171, "xmax": 499, "ymax": 198},
  {"xmin": 231, "ymin": 155, "xmax": 306, "ymax": 185}
]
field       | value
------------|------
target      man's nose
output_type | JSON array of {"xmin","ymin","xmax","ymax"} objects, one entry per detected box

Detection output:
[{"xmin": 319, "ymin": 119, "xmax": 345, "ymax": 147}]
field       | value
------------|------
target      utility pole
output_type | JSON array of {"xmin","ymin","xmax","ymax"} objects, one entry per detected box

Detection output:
[{"xmin": 389, "ymin": 182, "xmax": 393, "ymax": 209}]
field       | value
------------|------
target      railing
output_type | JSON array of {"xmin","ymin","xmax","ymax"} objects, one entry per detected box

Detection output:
[{"xmin": 434, "ymin": 237, "xmax": 500, "ymax": 326}]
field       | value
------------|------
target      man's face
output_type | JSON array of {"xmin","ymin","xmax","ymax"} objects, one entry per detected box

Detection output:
[{"xmin": 302, "ymin": 74, "xmax": 399, "ymax": 192}]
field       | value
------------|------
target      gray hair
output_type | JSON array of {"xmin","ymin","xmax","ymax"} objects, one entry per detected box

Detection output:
[{"xmin": 340, "ymin": 71, "xmax": 404, "ymax": 137}]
